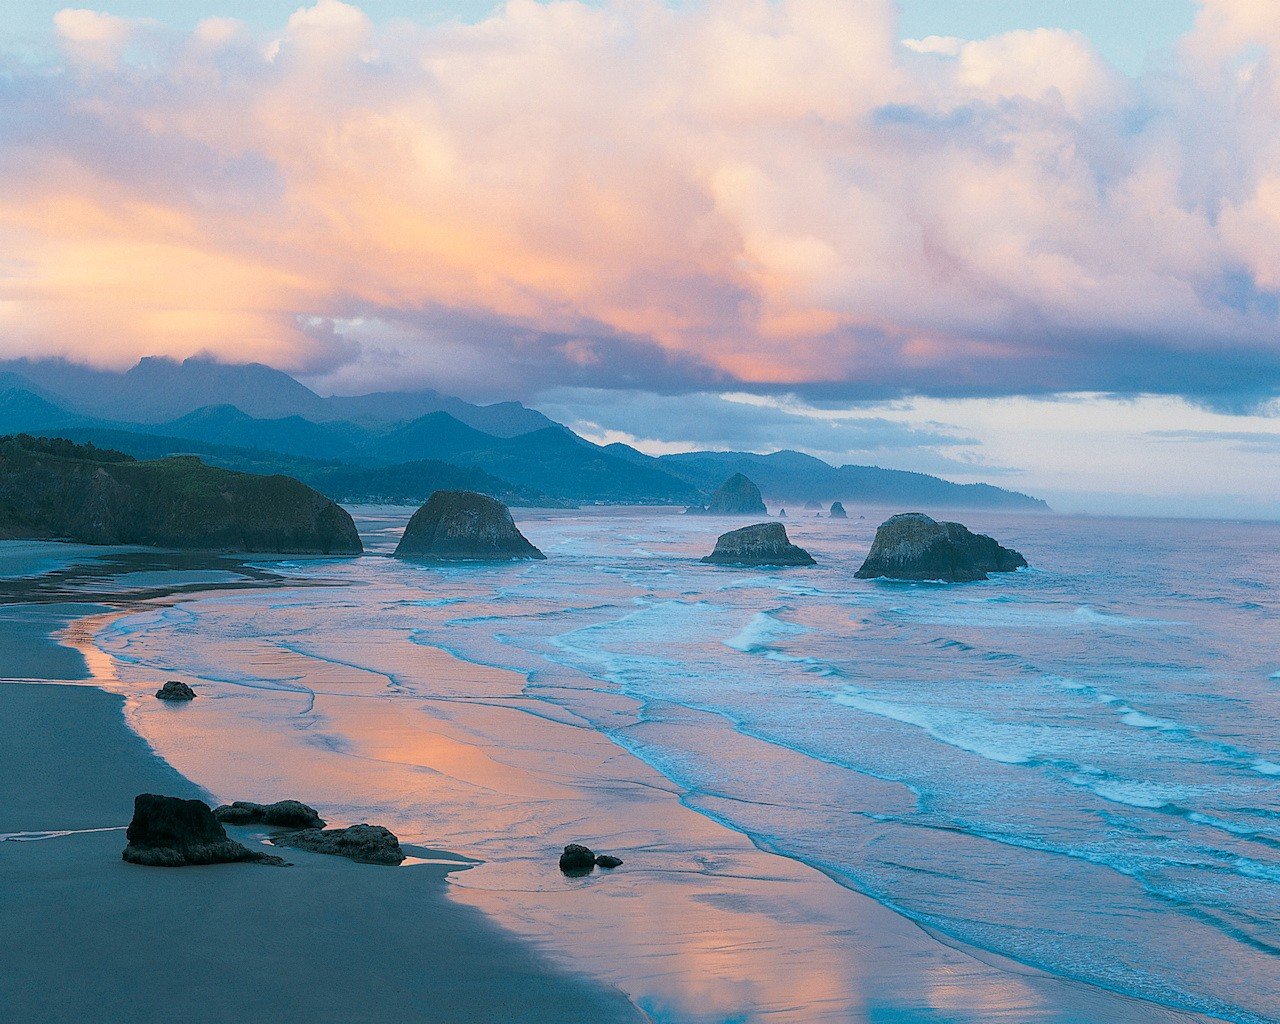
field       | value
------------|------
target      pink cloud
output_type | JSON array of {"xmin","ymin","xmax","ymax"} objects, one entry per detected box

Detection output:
[{"xmin": 0, "ymin": 0, "xmax": 1278, "ymax": 401}]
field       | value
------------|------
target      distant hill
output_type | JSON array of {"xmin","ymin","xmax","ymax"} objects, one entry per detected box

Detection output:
[
  {"xmin": 659, "ymin": 450, "xmax": 1048, "ymax": 511},
  {"xmin": 0, "ymin": 358, "xmax": 1049, "ymax": 511},
  {"xmin": 0, "ymin": 356, "xmax": 555, "ymax": 436},
  {"xmin": 0, "ymin": 434, "xmax": 362, "ymax": 553}
]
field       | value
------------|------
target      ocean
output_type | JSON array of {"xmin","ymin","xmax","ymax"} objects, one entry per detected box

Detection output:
[{"xmin": 88, "ymin": 506, "xmax": 1280, "ymax": 1023}]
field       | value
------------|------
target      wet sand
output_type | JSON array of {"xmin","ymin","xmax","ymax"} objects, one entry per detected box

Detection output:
[
  {"xmin": 80, "ymin": 588, "xmax": 1227, "ymax": 1024},
  {"xmin": 0, "ymin": 683, "xmax": 646, "ymax": 1024}
]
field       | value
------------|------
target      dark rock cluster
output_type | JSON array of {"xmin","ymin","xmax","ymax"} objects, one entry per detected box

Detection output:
[
  {"xmin": 271, "ymin": 824, "xmax": 405, "ymax": 865},
  {"xmin": 558, "ymin": 843, "xmax": 623, "ymax": 875},
  {"xmin": 213, "ymin": 800, "xmax": 326, "ymax": 830},
  {"xmin": 121, "ymin": 794, "xmax": 286, "ymax": 867}
]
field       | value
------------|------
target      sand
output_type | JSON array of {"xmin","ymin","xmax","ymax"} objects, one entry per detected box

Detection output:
[{"xmin": 0, "ymin": 682, "xmax": 645, "ymax": 1023}]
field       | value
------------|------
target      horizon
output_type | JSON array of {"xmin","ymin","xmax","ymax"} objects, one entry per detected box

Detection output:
[{"xmin": 0, "ymin": 1, "xmax": 1277, "ymax": 516}]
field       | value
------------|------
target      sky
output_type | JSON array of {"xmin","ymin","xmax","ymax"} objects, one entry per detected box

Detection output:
[{"xmin": 0, "ymin": 0, "xmax": 1277, "ymax": 517}]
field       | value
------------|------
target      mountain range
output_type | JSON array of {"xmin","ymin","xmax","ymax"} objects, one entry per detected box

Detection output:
[{"xmin": 0, "ymin": 356, "xmax": 1049, "ymax": 511}]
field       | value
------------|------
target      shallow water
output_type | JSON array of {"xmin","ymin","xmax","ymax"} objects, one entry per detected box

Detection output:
[{"xmin": 86, "ymin": 507, "xmax": 1280, "ymax": 1023}]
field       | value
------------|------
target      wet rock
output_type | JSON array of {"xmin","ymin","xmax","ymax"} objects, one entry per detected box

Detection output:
[
  {"xmin": 122, "ymin": 794, "xmax": 286, "ymax": 867},
  {"xmin": 855, "ymin": 512, "xmax": 1027, "ymax": 583},
  {"xmin": 155, "ymin": 680, "xmax": 195, "ymax": 701},
  {"xmin": 271, "ymin": 823, "xmax": 405, "ymax": 865},
  {"xmin": 829, "ymin": 501, "xmax": 847, "ymax": 519},
  {"xmin": 213, "ymin": 800, "xmax": 326, "ymax": 830},
  {"xmin": 394, "ymin": 490, "xmax": 545, "ymax": 561},
  {"xmin": 702, "ymin": 522, "xmax": 815, "ymax": 567},
  {"xmin": 686, "ymin": 473, "xmax": 767, "ymax": 516},
  {"xmin": 594, "ymin": 854, "xmax": 623, "ymax": 869},
  {"xmin": 559, "ymin": 843, "xmax": 597, "ymax": 875}
]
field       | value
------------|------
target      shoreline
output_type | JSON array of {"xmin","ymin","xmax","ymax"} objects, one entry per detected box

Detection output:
[
  {"xmin": 0, "ymin": 537, "xmax": 1245, "ymax": 1023},
  {"xmin": 71, "ymin": 578, "xmax": 1230, "ymax": 1023}
]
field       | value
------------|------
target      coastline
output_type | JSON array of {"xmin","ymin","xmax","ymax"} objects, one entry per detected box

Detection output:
[
  {"xmin": 0, "ymin": 534, "xmax": 1246, "ymax": 1023},
  {"xmin": 0, "ymin": 548, "xmax": 646, "ymax": 1024}
]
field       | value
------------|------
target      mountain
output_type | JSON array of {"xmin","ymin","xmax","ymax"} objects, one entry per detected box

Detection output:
[
  {"xmin": 0, "ymin": 357, "xmax": 555, "ymax": 436},
  {"xmin": 659, "ymin": 450, "xmax": 1048, "ymax": 511},
  {"xmin": 159, "ymin": 406, "xmax": 367, "ymax": 461},
  {"xmin": 34, "ymin": 426, "xmax": 558, "ymax": 507},
  {"xmin": 0, "ymin": 434, "xmax": 362, "ymax": 553}
]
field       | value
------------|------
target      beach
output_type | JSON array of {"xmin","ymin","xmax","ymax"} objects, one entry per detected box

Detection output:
[{"xmin": 0, "ymin": 514, "xmax": 1272, "ymax": 1023}]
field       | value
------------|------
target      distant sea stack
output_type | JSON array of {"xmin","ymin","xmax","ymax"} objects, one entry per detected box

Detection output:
[
  {"xmin": 0, "ymin": 435, "xmax": 362, "ymax": 554},
  {"xmin": 829, "ymin": 502, "xmax": 848, "ymax": 519},
  {"xmin": 394, "ymin": 490, "xmax": 545, "ymax": 561},
  {"xmin": 855, "ymin": 513, "xmax": 1027, "ymax": 583},
  {"xmin": 702, "ymin": 522, "xmax": 816, "ymax": 567},
  {"xmin": 686, "ymin": 473, "xmax": 767, "ymax": 516}
]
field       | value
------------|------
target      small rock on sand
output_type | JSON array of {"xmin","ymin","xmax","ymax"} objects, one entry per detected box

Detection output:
[{"xmin": 155, "ymin": 680, "xmax": 195, "ymax": 701}]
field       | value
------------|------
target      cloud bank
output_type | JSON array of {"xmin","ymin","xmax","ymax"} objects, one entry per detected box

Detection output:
[{"xmin": 1, "ymin": 0, "xmax": 1279, "ymax": 404}]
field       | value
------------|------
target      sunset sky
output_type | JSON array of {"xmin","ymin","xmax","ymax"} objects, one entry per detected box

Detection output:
[{"xmin": 1, "ymin": 1, "xmax": 1278, "ymax": 516}]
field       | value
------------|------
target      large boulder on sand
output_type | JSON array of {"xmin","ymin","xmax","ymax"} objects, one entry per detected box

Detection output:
[
  {"xmin": 686, "ymin": 473, "xmax": 767, "ymax": 516},
  {"xmin": 855, "ymin": 513, "xmax": 1026, "ymax": 583},
  {"xmin": 558, "ymin": 843, "xmax": 624, "ymax": 875},
  {"xmin": 271, "ymin": 824, "xmax": 405, "ymax": 865},
  {"xmin": 829, "ymin": 501, "xmax": 848, "ymax": 519},
  {"xmin": 702, "ymin": 522, "xmax": 815, "ymax": 567},
  {"xmin": 394, "ymin": 491, "xmax": 545, "ymax": 561},
  {"xmin": 155, "ymin": 680, "xmax": 195, "ymax": 701},
  {"xmin": 122, "ymin": 794, "xmax": 286, "ymax": 867},
  {"xmin": 213, "ymin": 800, "xmax": 326, "ymax": 830}
]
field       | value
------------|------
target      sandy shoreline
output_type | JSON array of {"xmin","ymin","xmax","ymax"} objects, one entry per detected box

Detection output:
[{"xmin": 0, "ymin": 540, "xmax": 1236, "ymax": 1023}]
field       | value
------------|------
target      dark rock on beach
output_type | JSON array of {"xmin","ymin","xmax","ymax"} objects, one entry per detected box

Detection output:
[
  {"xmin": 855, "ymin": 513, "xmax": 1027, "ymax": 583},
  {"xmin": 272, "ymin": 824, "xmax": 405, "ymax": 865},
  {"xmin": 558, "ymin": 843, "xmax": 623, "ymax": 874},
  {"xmin": 122, "ymin": 794, "xmax": 287, "ymax": 867},
  {"xmin": 213, "ymin": 800, "xmax": 326, "ymax": 830},
  {"xmin": 686, "ymin": 473, "xmax": 767, "ymax": 516},
  {"xmin": 394, "ymin": 490, "xmax": 545, "ymax": 561},
  {"xmin": 559, "ymin": 843, "xmax": 597, "ymax": 875},
  {"xmin": 702, "ymin": 522, "xmax": 815, "ymax": 567},
  {"xmin": 829, "ymin": 501, "xmax": 848, "ymax": 519},
  {"xmin": 155, "ymin": 680, "xmax": 195, "ymax": 701}
]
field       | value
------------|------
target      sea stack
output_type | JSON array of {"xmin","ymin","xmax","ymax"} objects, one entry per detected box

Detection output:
[
  {"xmin": 702, "ymin": 522, "xmax": 815, "ymax": 566},
  {"xmin": 394, "ymin": 490, "xmax": 545, "ymax": 561},
  {"xmin": 855, "ymin": 513, "xmax": 1026, "ymax": 583},
  {"xmin": 829, "ymin": 502, "xmax": 848, "ymax": 519},
  {"xmin": 686, "ymin": 473, "xmax": 767, "ymax": 516}
]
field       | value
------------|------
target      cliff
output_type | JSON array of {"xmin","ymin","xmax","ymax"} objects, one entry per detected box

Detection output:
[{"xmin": 0, "ymin": 435, "xmax": 362, "ymax": 554}]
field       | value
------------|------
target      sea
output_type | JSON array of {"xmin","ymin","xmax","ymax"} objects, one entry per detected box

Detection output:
[{"xmin": 85, "ymin": 506, "xmax": 1280, "ymax": 1023}]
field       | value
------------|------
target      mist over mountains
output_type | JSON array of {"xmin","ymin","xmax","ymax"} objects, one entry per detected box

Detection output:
[{"xmin": 0, "ymin": 356, "xmax": 1048, "ymax": 511}]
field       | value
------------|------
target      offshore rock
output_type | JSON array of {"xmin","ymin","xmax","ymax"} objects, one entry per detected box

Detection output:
[
  {"xmin": 686, "ymin": 473, "xmax": 767, "ymax": 516},
  {"xmin": 122, "ymin": 794, "xmax": 286, "ymax": 867},
  {"xmin": 394, "ymin": 490, "xmax": 545, "ymax": 561},
  {"xmin": 702, "ymin": 522, "xmax": 815, "ymax": 567},
  {"xmin": 829, "ymin": 501, "xmax": 848, "ymax": 519},
  {"xmin": 213, "ymin": 800, "xmax": 326, "ymax": 830},
  {"xmin": 272, "ymin": 824, "xmax": 405, "ymax": 865},
  {"xmin": 855, "ymin": 513, "xmax": 1027, "ymax": 583},
  {"xmin": 155, "ymin": 680, "xmax": 195, "ymax": 701}
]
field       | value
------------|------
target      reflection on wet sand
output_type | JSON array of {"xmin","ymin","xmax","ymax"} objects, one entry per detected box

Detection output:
[{"xmin": 71, "ymin": 585, "xmax": 1224, "ymax": 1024}]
